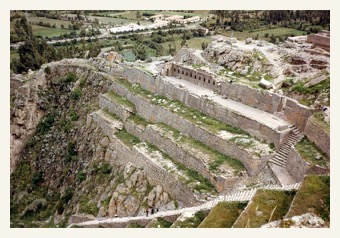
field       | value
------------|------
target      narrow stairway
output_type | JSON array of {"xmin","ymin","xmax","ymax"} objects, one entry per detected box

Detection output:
[
  {"xmin": 268, "ymin": 125, "xmax": 304, "ymax": 185},
  {"xmin": 269, "ymin": 125, "xmax": 304, "ymax": 167}
]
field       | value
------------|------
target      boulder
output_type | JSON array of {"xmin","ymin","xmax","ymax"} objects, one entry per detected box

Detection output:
[
  {"xmin": 257, "ymin": 40, "xmax": 264, "ymax": 47},
  {"xmin": 259, "ymin": 79, "xmax": 273, "ymax": 89},
  {"xmin": 245, "ymin": 38, "xmax": 253, "ymax": 44}
]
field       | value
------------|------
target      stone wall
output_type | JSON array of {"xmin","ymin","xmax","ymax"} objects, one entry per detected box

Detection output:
[
  {"xmin": 307, "ymin": 34, "xmax": 330, "ymax": 51},
  {"xmin": 89, "ymin": 111, "xmax": 123, "ymax": 139},
  {"xmin": 167, "ymin": 63, "xmax": 217, "ymax": 91},
  {"xmin": 123, "ymin": 67, "xmax": 290, "ymax": 148},
  {"xmin": 108, "ymin": 138, "xmax": 198, "ymax": 206},
  {"xmin": 163, "ymin": 63, "xmax": 312, "ymax": 132},
  {"xmin": 101, "ymin": 94, "xmax": 241, "ymax": 192},
  {"xmin": 99, "ymin": 94, "xmax": 134, "ymax": 121},
  {"xmin": 304, "ymin": 116, "xmax": 330, "ymax": 157},
  {"xmin": 108, "ymin": 80, "xmax": 266, "ymax": 176},
  {"xmin": 284, "ymin": 98, "xmax": 312, "ymax": 131},
  {"xmin": 286, "ymin": 146, "xmax": 309, "ymax": 182},
  {"xmin": 71, "ymin": 214, "xmax": 180, "ymax": 228},
  {"xmin": 219, "ymin": 81, "xmax": 312, "ymax": 132},
  {"xmin": 89, "ymin": 114, "xmax": 198, "ymax": 206}
]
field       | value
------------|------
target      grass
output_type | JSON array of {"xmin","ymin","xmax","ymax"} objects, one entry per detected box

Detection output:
[
  {"xmin": 102, "ymin": 108, "xmax": 121, "ymax": 121},
  {"xmin": 172, "ymin": 211, "xmax": 208, "ymax": 228},
  {"xmin": 233, "ymin": 189, "xmax": 296, "ymax": 228},
  {"xmin": 218, "ymin": 27, "xmax": 306, "ymax": 41},
  {"xmin": 107, "ymin": 90, "xmax": 136, "ymax": 111},
  {"xmin": 198, "ymin": 202, "xmax": 247, "ymax": 228},
  {"xmin": 287, "ymin": 175, "xmax": 330, "ymax": 223},
  {"xmin": 115, "ymin": 129, "xmax": 141, "ymax": 148},
  {"xmin": 295, "ymin": 137, "xmax": 329, "ymax": 168},
  {"xmin": 128, "ymin": 115, "xmax": 150, "ymax": 128},
  {"xmin": 31, "ymin": 25, "xmax": 76, "ymax": 37}
]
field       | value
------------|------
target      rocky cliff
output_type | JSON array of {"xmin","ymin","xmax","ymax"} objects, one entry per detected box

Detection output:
[{"xmin": 10, "ymin": 61, "xmax": 177, "ymax": 227}]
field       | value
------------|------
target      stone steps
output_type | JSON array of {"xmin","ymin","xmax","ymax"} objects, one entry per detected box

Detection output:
[{"xmin": 269, "ymin": 125, "xmax": 303, "ymax": 169}]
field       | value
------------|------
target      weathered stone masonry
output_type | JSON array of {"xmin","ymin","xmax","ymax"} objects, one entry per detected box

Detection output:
[
  {"xmin": 304, "ymin": 116, "xmax": 330, "ymax": 157},
  {"xmin": 163, "ymin": 62, "xmax": 313, "ymax": 132},
  {"xmin": 123, "ymin": 67, "xmax": 290, "ymax": 148},
  {"xmin": 100, "ymin": 93, "xmax": 238, "ymax": 192},
  {"xmin": 88, "ymin": 112, "xmax": 198, "ymax": 206},
  {"xmin": 108, "ymin": 80, "xmax": 266, "ymax": 176},
  {"xmin": 166, "ymin": 62, "xmax": 217, "ymax": 91}
]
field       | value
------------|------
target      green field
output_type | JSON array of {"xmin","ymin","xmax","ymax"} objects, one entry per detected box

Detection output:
[
  {"xmin": 31, "ymin": 25, "xmax": 76, "ymax": 37},
  {"xmin": 160, "ymin": 36, "xmax": 212, "ymax": 51},
  {"xmin": 27, "ymin": 17, "xmax": 71, "ymax": 28},
  {"xmin": 219, "ymin": 27, "xmax": 306, "ymax": 40}
]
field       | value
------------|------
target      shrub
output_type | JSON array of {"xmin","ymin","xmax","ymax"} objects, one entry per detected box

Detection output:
[
  {"xmin": 69, "ymin": 107, "xmax": 79, "ymax": 121},
  {"xmin": 77, "ymin": 172, "xmax": 86, "ymax": 182},
  {"xmin": 67, "ymin": 142, "xmax": 77, "ymax": 156},
  {"xmin": 56, "ymin": 200, "xmax": 64, "ymax": 215},
  {"xmin": 61, "ymin": 187, "xmax": 73, "ymax": 204},
  {"xmin": 32, "ymin": 171, "xmax": 44, "ymax": 185},
  {"xmin": 70, "ymin": 88, "xmax": 82, "ymax": 100},
  {"xmin": 44, "ymin": 66, "xmax": 51, "ymax": 75},
  {"xmin": 36, "ymin": 114, "xmax": 55, "ymax": 134},
  {"xmin": 63, "ymin": 73, "xmax": 77, "ymax": 84}
]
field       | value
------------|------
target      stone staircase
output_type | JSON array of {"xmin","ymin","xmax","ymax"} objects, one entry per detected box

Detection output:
[
  {"xmin": 269, "ymin": 125, "xmax": 303, "ymax": 167},
  {"xmin": 68, "ymin": 183, "xmax": 301, "ymax": 228}
]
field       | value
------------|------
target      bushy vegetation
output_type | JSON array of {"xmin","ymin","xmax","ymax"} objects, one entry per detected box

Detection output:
[
  {"xmin": 198, "ymin": 202, "xmax": 247, "ymax": 228},
  {"xmin": 78, "ymin": 195, "xmax": 99, "ymax": 216}
]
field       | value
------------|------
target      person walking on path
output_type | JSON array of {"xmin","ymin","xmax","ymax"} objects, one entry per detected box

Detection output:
[{"xmin": 146, "ymin": 208, "xmax": 149, "ymax": 217}]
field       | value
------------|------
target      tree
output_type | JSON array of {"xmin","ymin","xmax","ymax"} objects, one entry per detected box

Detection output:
[
  {"xmin": 133, "ymin": 43, "xmax": 147, "ymax": 60},
  {"xmin": 270, "ymin": 34, "xmax": 276, "ymax": 44},
  {"xmin": 136, "ymin": 10, "xmax": 141, "ymax": 19},
  {"xmin": 181, "ymin": 33, "xmax": 187, "ymax": 47}
]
